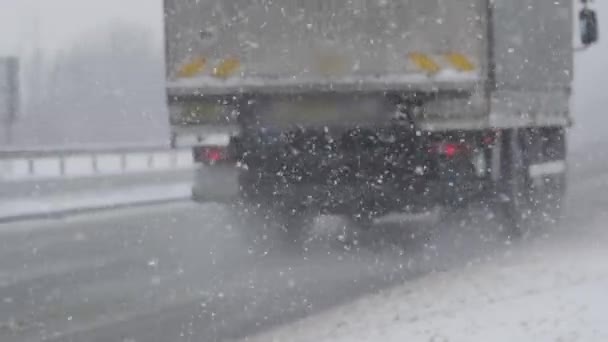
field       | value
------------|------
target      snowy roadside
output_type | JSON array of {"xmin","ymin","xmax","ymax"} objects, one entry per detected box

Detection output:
[
  {"xmin": 243, "ymin": 218, "xmax": 608, "ymax": 342},
  {"xmin": 0, "ymin": 182, "xmax": 191, "ymax": 223},
  {"xmin": 242, "ymin": 168, "xmax": 608, "ymax": 342}
]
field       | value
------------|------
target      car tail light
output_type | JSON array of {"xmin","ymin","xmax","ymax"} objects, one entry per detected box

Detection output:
[
  {"xmin": 443, "ymin": 143, "xmax": 460, "ymax": 158},
  {"xmin": 194, "ymin": 146, "xmax": 229, "ymax": 165},
  {"xmin": 429, "ymin": 142, "xmax": 469, "ymax": 158}
]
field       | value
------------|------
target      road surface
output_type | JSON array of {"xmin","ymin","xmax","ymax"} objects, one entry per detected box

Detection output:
[{"xmin": 0, "ymin": 150, "xmax": 605, "ymax": 342}]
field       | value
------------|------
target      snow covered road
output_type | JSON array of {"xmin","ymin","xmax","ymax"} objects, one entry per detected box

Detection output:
[
  {"xmin": 0, "ymin": 170, "xmax": 193, "ymax": 222},
  {"xmin": 245, "ymin": 223, "xmax": 608, "ymax": 341}
]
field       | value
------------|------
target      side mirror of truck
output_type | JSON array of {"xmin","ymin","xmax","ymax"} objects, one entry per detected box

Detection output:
[{"xmin": 580, "ymin": 8, "xmax": 599, "ymax": 46}]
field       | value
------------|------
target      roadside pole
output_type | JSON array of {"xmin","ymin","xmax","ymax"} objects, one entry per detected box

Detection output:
[{"xmin": 0, "ymin": 57, "xmax": 20, "ymax": 146}]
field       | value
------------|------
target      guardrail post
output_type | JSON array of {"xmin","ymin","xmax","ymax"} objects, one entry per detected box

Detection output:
[
  {"xmin": 59, "ymin": 157, "xmax": 66, "ymax": 176},
  {"xmin": 170, "ymin": 151, "xmax": 178, "ymax": 168},
  {"xmin": 92, "ymin": 154, "xmax": 98, "ymax": 174},
  {"xmin": 28, "ymin": 159, "xmax": 35, "ymax": 176},
  {"xmin": 147, "ymin": 153, "xmax": 154, "ymax": 169},
  {"xmin": 120, "ymin": 153, "xmax": 127, "ymax": 171}
]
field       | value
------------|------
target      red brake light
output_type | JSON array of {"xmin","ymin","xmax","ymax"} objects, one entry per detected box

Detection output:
[
  {"xmin": 205, "ymin": 148, "xmax": 224, "ymax": 162},
  {"xmin": 444, "ymin": 144, "xmax": 459, "ymax": 158},
  {"xmin": 429, "ymin": 142, "xmax": 468, "ymax": 158},
  {"xmin": 195, "ymin": 146, "xmax": 228, "ymax": 164}
]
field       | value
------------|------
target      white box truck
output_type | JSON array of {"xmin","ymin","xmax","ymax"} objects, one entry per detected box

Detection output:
[{"xmin": 164, "ymin": 0, "xmax": 599, "ymax": 239}]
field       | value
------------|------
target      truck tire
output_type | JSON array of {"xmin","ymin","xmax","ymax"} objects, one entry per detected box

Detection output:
[
  {"xmin": 525, "ymin": 127, "xmax": 567, "ymax": 226},
  {"xmin": 497, "ymin": 128, "xmax": 567, "ymax": 237},
  {"xmin": 498, "ymin": 129, "xmax": 533, "ymax": 237}
]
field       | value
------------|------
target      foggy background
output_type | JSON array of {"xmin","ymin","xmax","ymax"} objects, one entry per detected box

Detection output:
[
  {"xmin": 0, "ymin": 0, "xmax": 605, "ymax": 147},
  {"xmin": 0, "ymin": 0, "xmax": 165, "ymax": 146}
]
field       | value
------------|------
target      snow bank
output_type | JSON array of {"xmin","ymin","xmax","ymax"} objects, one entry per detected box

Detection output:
[{"xmin": 0, "ymin": 183, "xmax": 191, "ymax": 222}]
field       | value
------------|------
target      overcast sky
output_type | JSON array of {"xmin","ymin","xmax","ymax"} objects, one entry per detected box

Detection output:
[{"xmin": 0, "ymin": 0, "xmax": 163, "ymax": 55}]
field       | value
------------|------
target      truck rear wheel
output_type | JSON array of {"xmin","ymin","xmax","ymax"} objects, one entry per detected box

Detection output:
[
  {"xmin": 525, "ymin": 127, "xmax": 567, "ymax": 226},
  {"xmin": 497, "ymin": 128, "xmax": 567, "ymax": 237},
  {"xmin": 499, "ymin": 129, "xmax": 532, "ymax": 237}
]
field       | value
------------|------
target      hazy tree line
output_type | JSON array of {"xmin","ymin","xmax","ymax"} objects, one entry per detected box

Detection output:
[{"xmin": 14, "ymin": 21, "xmax": 168, "ymax": 146}]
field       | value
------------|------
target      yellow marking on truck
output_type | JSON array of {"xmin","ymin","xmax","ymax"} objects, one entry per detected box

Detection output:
[
  {"xmin": 445, "ymin": 53, "xmax": 475, "ymax": 71},
  {"xmin": 408, "ymin": 53, "xmax": 441, "ymax": 74},
  {"xmin": 177, "ymin": 57, "xmax": 207, "ymax": 78},
  {"xmin": 212, "ymin": 58, "xmax": 241, "ymax": 79}
]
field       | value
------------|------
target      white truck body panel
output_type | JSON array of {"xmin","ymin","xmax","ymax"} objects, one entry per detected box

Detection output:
[
  {"xmin": 165, "ymin": 0, "xmax": 486, "ymax": 90},
  {"xmin": 164, "ymin": 0, "xmax": 574, "ymax": 138},
  {"xmin": 490, "ymin": 0, "xmax": 573, "ymax": 128}
]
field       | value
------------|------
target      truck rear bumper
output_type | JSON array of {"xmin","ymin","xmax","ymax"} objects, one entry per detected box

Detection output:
[
  {"xmin": 166, "ymin": 73, "xmax": 480, "ymax": 97},
  {"xmin": 240, "ymin": 174, "xmax": 488, "ymax": 217}
]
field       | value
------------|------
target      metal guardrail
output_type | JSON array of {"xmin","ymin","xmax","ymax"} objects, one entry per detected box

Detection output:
[
  {"xmin": 0, "ymin": 142, "xmax": 174, "ymax": 158},
  {"xmin": 0, "ymin": 144, "xmax": 194, "ymax": 181}
]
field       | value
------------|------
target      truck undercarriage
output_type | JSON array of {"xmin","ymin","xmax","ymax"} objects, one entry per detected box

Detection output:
[
  {"xmin": 190, "ymin": 95, "xmax": 567, "ymax": 241},
  {"xmin": 235, "ymin": 125, "xmax": 489, "ymax": 219}
]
